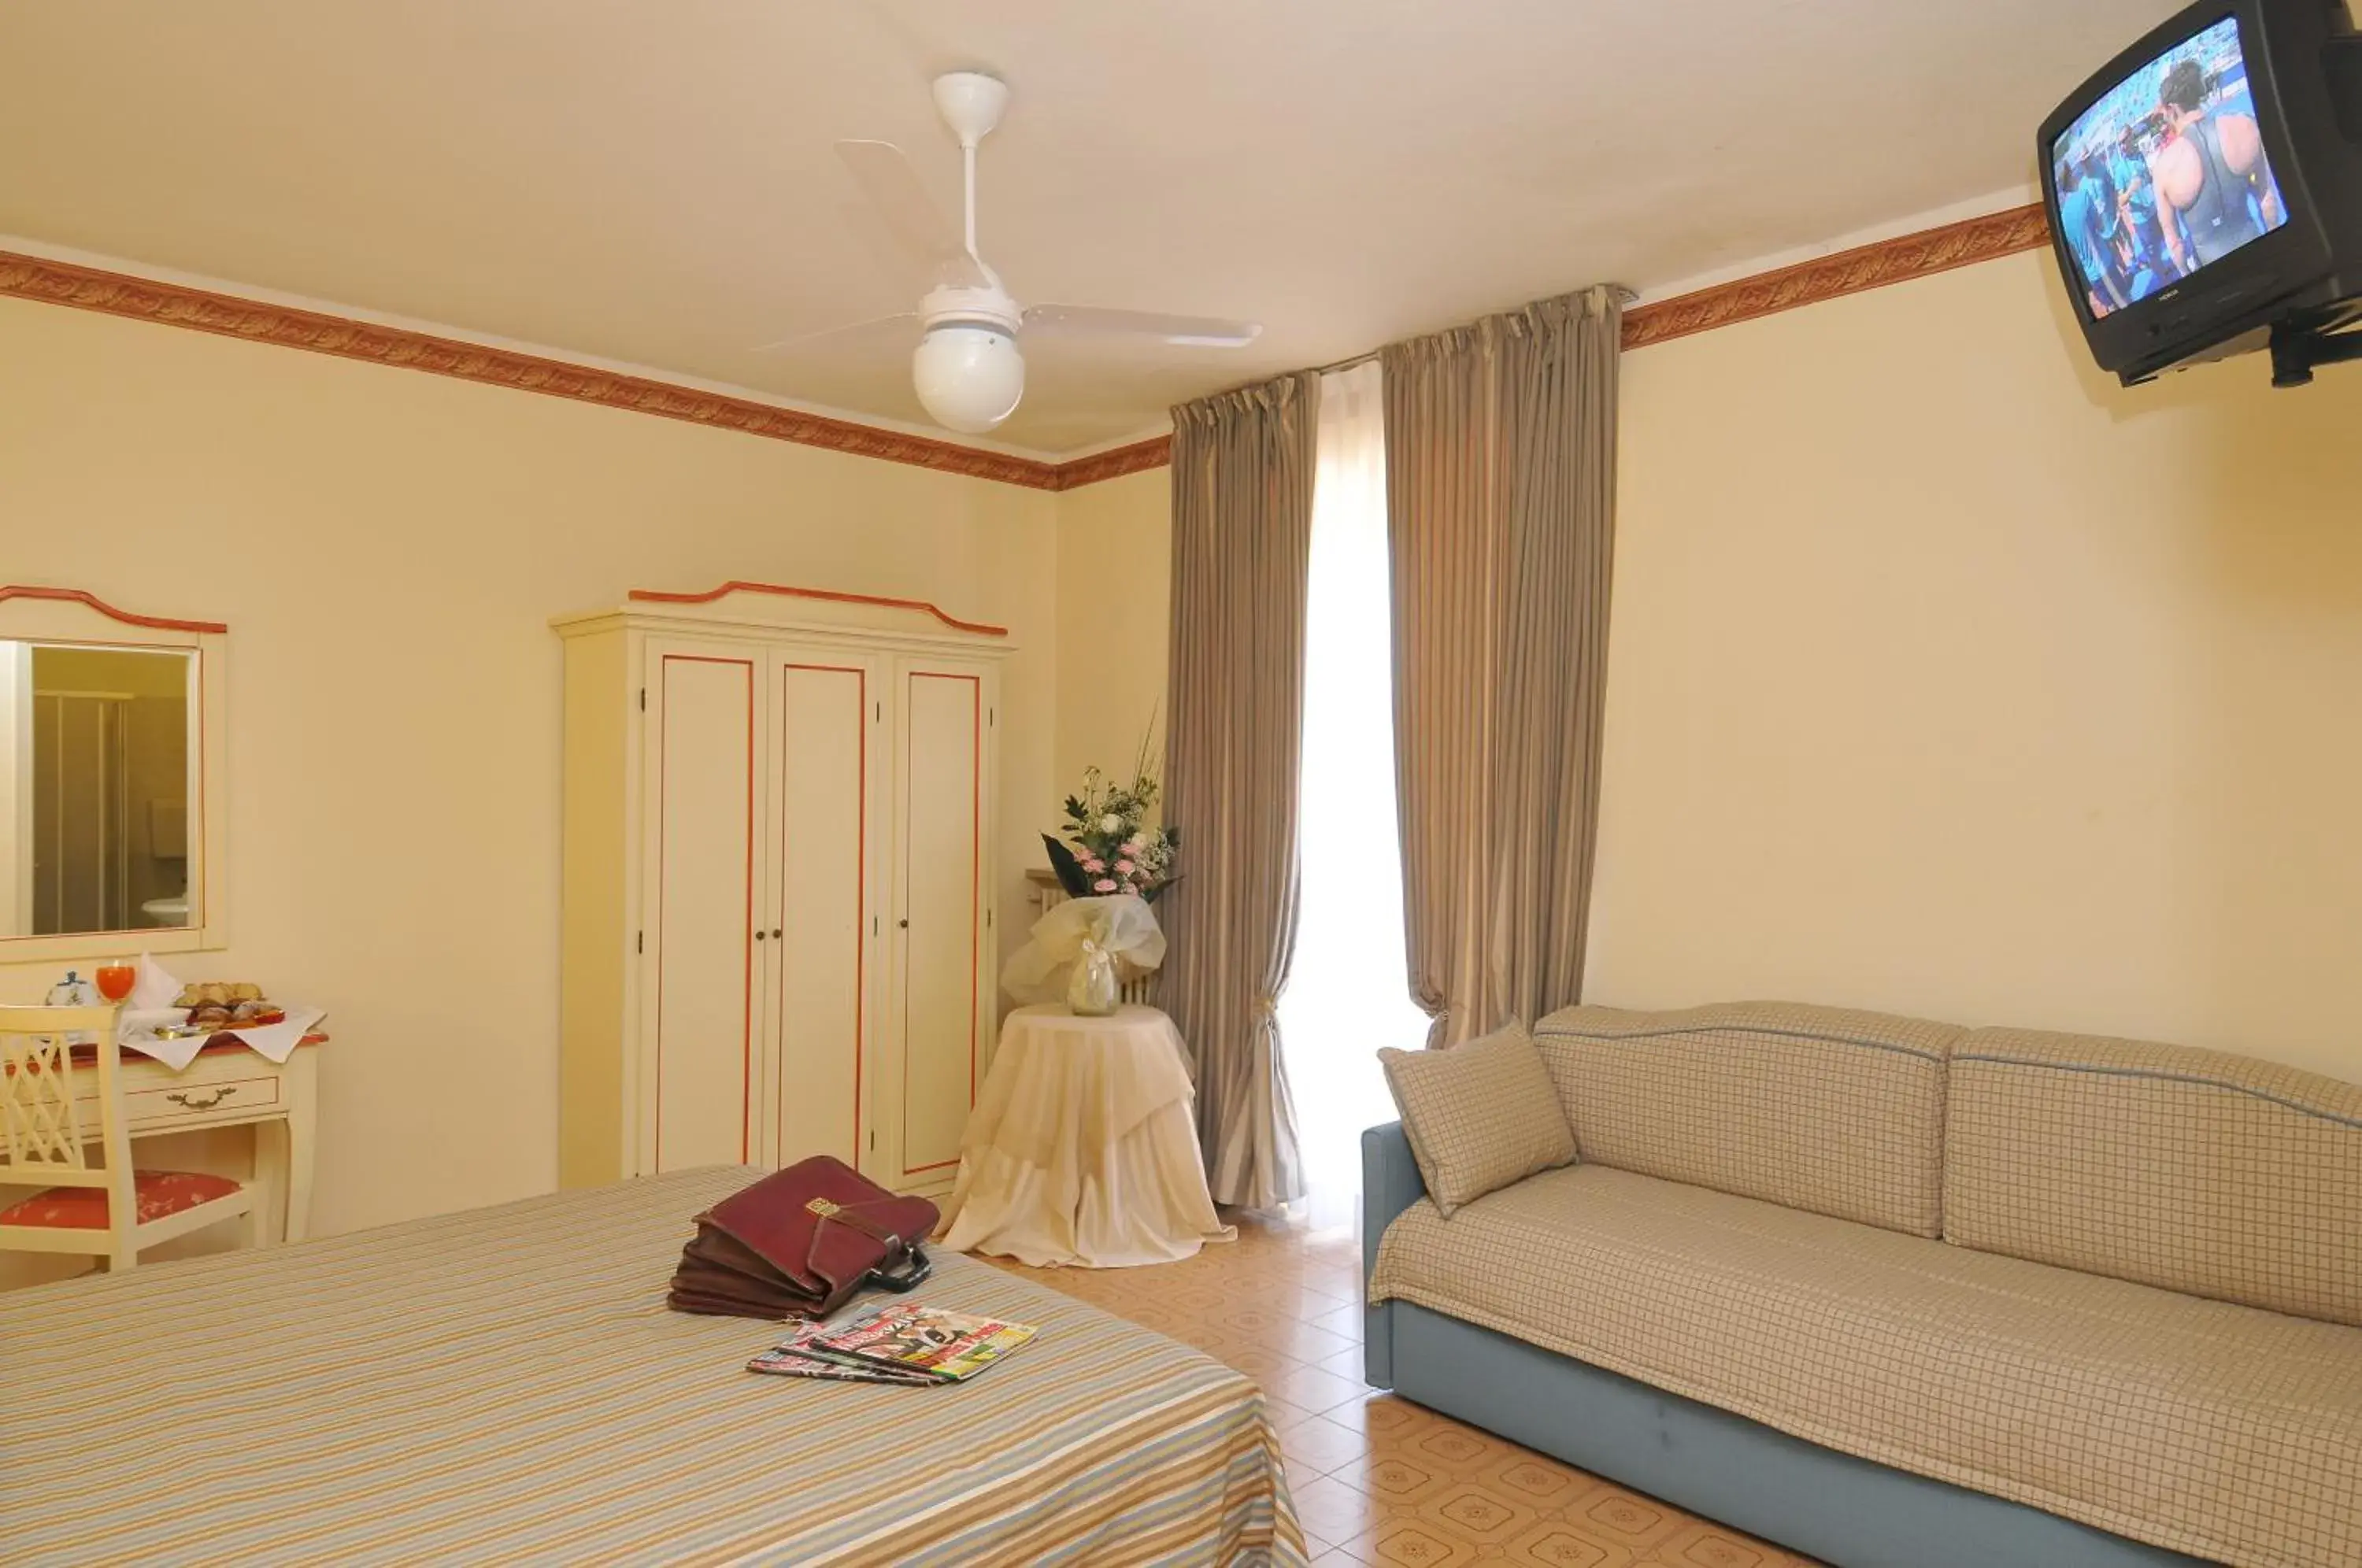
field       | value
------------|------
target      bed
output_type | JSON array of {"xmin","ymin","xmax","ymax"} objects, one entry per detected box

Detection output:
[{"xmin": 0, "ymin": 1167, "xmax": 1305, "ymax": 1566}]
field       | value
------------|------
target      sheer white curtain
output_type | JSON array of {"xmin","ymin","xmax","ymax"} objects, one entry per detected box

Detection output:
[{"xmin": 1278, "ymin": 360, "xmax": 1429, "ymax": 1225}]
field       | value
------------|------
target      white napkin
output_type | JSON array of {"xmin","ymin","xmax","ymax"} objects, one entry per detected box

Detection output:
[
  {"xmin": 113, "ymin": 954, "xmax": 325, "ymax": 1069},
  {"xmin": 211, "ymin": 1007, "xmax": 327, "ymax": 1065},
  {"xmin": 119, "ymin": 1008, "xmax": 207, "ymax": 1071},
  {"xmin": 128, "ymin": 952, "xmax": 183, "ymax": 1011},
  {"xmin": 120, "ymin": 955, "xmax": 205, "ymax": 1068}
]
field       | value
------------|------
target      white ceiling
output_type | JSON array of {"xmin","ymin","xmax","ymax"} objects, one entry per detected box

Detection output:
[{"xmin": 0, "ymin": 1, "xmax": 2178, "ymax": 455}]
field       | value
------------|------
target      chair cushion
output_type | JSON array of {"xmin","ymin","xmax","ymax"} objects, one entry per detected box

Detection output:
[
  {"xmin": 1379, "ymin": 1023, "xmax": 1576, "ymax": 1217},
  {"xmin": 1370, "ymin": 1163, "xmax": 2362, "ymax": 1568},
  {"xmin": 1534, "ymin": 1001, "xmax": 1957, "ymax": 1237},
  {"xmin": 1948, "ymin": 1026, "xmax": 2362, "ymax": 1326},
  {"xmin": 0, "ymin": 1169, "xmax": 242, "ymax": 1230}
]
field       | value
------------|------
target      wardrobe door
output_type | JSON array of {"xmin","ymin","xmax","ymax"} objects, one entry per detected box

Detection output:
[
  {"xmin": 764, "ymin": 650, "xmax": 885, "ymax": 1173},
  {"xmin": 640, "ymin": 639, "xmax": 766, "ymax": 1173},
  {"xmin": 886, "ymin": 656, "xmax": 996, "ymax": 1187}
]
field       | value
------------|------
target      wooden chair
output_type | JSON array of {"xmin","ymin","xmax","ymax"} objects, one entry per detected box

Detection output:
[{"xmin": 0, "ymin": 1004, "xmax": 258, "ymax": 1271}]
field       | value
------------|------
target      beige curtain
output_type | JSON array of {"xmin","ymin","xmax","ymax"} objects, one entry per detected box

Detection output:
[
  {"xmin": 1160, "ymin": 371, "xmax": 1320, "ymax": 1207},
  {"xmin": 1383, "ymin": 286, "xmax": 1621, "ymax": 1047}
]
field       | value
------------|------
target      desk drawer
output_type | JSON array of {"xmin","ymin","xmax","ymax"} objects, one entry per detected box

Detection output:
[
  {"xmin": 142, "ymin": 1074, "xmax": 279, "ymax": 1125},
  {"xmin": 76, "ymin": 1074, "xmax": 283, "ymax": 1127}
]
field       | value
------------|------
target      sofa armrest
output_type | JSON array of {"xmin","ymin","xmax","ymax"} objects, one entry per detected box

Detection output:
[
  {"xmin": 1362, "ymin": 1120, "xmax": 1427, "ymax": 1274},
  {"xmin": 1362, "ymin": 1121, "xmax": 1427, "ymax": 1389}
]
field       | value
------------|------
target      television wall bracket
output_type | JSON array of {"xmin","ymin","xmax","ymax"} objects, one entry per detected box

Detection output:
[{"xmin": 2268, "ymin": 319, "xmax": 2362, "ymax": 387}]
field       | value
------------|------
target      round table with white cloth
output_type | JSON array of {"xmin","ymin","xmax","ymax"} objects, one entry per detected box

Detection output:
[{"xmin": 936, "ymin": 1004, "xmax": 1235, "ymax": 1268}]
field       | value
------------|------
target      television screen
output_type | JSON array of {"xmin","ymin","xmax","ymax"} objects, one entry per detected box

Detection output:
[{"xmin": 2049, "ymin": 14, "xmax": 2292, "ymax": 320}]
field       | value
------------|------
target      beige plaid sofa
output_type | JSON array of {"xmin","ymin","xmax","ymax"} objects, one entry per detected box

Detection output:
[{"xmin": 1366, "ymin": 1002, "xmax": 2362, "ymax": 1568}]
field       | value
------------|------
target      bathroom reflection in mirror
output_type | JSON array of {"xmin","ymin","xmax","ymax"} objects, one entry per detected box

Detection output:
[{"xmin": 0, "ymin": 642, "xmax": 198, "ymax": 938}]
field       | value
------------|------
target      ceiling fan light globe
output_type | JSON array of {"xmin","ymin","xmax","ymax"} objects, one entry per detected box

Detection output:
[{"xmin": 913, "ymin": 324, "xmax": 1024, "ymax": 434}]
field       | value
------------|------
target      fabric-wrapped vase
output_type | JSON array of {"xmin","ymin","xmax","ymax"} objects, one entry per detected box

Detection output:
[{"xmin": 1066, "ymin": 941, "xmax": 1120, "ymax": 1016}]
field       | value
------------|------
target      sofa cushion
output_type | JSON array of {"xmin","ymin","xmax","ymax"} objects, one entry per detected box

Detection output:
[
  {"xmin": 1947, "ymin": 1026, "xmax": 2362, "ymax": 1327},
  {"xmin": 1532, "ymin": 1002, "xmax": 1957, "ymax": 1237},
  {"xmin": 1379, "ymin": 1023, "xmax": 1576, "ymax": 1218},
  {"xmin": 1369, "ymin": 1163, "xmax": 2362, "ymax": 1568}
]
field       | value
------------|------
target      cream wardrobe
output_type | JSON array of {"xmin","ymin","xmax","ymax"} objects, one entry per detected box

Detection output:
[{"xmin": 555, "ymin": 584, "xmax": 1007, "ymax": 1196}]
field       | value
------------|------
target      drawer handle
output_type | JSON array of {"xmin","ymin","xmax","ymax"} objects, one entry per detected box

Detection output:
[{"xmin": 165, "ymin": 1086, "xmax": 238, "ymax": 1111}]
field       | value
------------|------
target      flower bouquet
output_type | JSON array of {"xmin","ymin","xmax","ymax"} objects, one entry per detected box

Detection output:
[{"xmin": 1042, "ymin": 749, "xmax": 1179, "ymax": 904}]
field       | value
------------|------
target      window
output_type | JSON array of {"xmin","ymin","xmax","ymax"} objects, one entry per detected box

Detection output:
[{"xmin": 1279, "ymin": 361, "xmax": 1430, "ymax": 1222}]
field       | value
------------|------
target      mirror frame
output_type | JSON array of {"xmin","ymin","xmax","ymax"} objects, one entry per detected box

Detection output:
[{"xmin": 0, "ymin": 585, "xmax": 229, "ymax": 965}]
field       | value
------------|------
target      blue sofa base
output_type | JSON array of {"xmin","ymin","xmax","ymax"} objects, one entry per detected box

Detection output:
[{"xmin": 1361, "ymin": 1125, "xmax": 2214, "ymax": 1568}]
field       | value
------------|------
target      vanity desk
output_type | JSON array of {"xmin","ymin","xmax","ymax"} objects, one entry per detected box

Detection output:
[
  {"xmin": 68, "ymin": 1033, "xmax": 327, "ymax": 1243},
  {"xmin": 2, "ymin": 585, "xmax": 327, "ymax": 1252}
]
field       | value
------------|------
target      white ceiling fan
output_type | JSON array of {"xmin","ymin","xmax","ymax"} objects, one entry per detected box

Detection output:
[{"xmin": 764, "ymin": 71, "xmax": 1262, "ymax": 435}]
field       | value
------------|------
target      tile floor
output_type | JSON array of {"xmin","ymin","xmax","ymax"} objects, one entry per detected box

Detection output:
[{"xmin": 991, "ymin": 1207, "xmax": 1818, "ymax": 1567}]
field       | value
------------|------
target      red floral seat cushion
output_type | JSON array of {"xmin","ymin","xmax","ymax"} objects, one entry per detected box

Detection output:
[{"xmin": 0, "ymin": 1170, "xmax": 242, "ymax": 1230}]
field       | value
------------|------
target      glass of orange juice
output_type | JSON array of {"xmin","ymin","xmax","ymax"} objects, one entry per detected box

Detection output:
[{"xmin": 94, "ymin": 962, "xmax": 137, "ymax": 1004}]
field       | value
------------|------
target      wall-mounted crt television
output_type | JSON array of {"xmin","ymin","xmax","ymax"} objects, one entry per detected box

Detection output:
[{"xmin": 2038, "ymin": 0, "xmax": 2362, "ymax": 385}]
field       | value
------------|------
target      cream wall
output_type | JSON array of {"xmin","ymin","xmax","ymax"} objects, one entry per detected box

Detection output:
[
  {"xmin": 1013, "ymin": 254, "xmax": 2362, "ymax": 1087},
  {"xmin": 13, "ymin": 231, "xmax": 2360, "ymax": 1290},
  {"xmin": 1052, "ymin": 466, "xmax": 1172, "ymax": 793},
  {"xmin": 0, "ymin": 297, "xmax": 1061, "ymax": 1282},
  {"xmin": 1590, "ymin": 251, "xmax": 2362, "ymax": 1081}
]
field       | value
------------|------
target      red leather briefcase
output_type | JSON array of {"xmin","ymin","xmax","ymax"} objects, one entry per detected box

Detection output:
[{"xmin": 668, "ymin": 1156, "xmax": 939, "ymax": 1321}]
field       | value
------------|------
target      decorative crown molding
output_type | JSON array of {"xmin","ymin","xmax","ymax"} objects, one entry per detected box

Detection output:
[
  {"xmin": 0, "ymin": 251, "xmax": 1064, "ymax": 491},
  {"xmin": 0, "ymin": 584, "xmax": 228, "ymax": 634},
  {"xmin": 1620, "ymin": 204, "xmax": 2050, "ymax": 351},
  {"xmin": 626, "ymin": 580, "xmax": 1009, "ymax": 637},
  {"xmin": 1050, "ymin": 435, "xmax": 1174, "ymax": 493},
  {"xmin": 0, "ymin": 206, "xmax": 2053, "ymax": 494}
]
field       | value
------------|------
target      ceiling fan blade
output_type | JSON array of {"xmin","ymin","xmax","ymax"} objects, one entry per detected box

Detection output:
[
  {"xmin": 1021, "ymin": 303, "xmax": 1263, "ymax": 348},
  {"xmin": 751, "ymin": 311, "xmax": 920, "ymax": 354},
  {"xmin": 834, "ymin": 139, "xmax": 988, "ymax": 289}
]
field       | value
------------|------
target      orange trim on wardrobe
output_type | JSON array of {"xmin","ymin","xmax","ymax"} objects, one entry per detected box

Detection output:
[
  {"xmin": 629, "ymin": 581, "xmax": 1009, "ymax": 638},
  {"xmin": 774, "ymin": 661, "xmax": 871, "ymax": 1172},
  {"xmin": 900, "ymin": 669, "xmax": 983, "ymax": 1180},
  {"xmin": 0, "ymin": 585, "xmax": 228, "ymax": 635},
  {"xmin": 649, "ymin": 653, "xmax": 761, "ymax": 1172}
]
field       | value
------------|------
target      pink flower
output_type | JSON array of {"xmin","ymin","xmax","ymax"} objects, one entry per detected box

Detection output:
[
  {"xmin": 1081, "ymin": 857, "xmax": 1105, "ymax": 873},
  {"xmin": 1122, "ymin": 837, "xmax": 1146, "ymax": 856},
  {"xmin": 1093, "ymin": 878, "xmax": 1118, "ymax": 893},
  {"xmin": 1116, "ymin": 860, "xmax": 1135, "ymax": 875}
]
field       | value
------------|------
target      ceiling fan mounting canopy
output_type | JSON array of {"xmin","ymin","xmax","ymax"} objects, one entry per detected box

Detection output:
[
  {"xmin": 931, "ymin": 71, "xmax": 1009, "ymax": 149},
  {"xmin": 761, "ymin": 68, "xmax": 1262, "ymax": 435}
]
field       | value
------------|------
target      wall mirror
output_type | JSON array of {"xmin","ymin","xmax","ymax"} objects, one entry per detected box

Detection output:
[{"xmin": 0, "ymin": 587, "xmax": 228, "ymax": 965}]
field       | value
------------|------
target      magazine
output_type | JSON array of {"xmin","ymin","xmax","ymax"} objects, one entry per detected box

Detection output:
[
  {"xmin": 746, "ymin": 1316, "xmax": 939, "ymax": 1385},
  {"xmin": 747, "ymin": 1303, "xmax": 1040, "ymax": 1385},
  {"xmin": 813, "ymin": 1302, "xmax": 1040, "ymax": 1382}
]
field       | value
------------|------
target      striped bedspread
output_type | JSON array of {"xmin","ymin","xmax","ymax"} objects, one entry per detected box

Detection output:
[{"xmin": 0, "ymin": 1167, "xmax": 1304, "ymax": 1566}]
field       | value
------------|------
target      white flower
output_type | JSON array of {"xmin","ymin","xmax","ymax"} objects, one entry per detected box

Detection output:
[{"xmin": 1098, "ymin": 813, "xmax": 1124, "ymax": 834}]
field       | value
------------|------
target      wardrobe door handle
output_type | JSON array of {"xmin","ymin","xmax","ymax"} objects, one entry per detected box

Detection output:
[
  {"xmin": 754, "ymin": 930, "xmax": 768, "ymax": 941},
  {"xmin": 898, "ymin": 919, "xmax": 909, "ymax": 930},
  {"xmin": 771, "ymin": 928, "xmax": 782, "ymax": 939}
]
